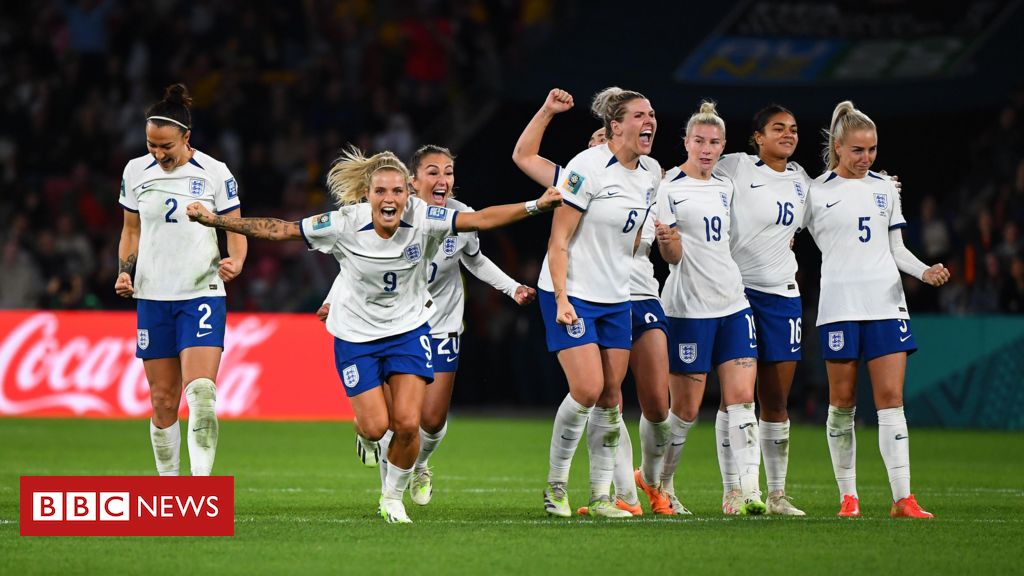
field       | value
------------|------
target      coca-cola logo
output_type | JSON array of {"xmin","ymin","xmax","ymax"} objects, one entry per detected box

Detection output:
[{"xmin": 0, "ymin": 313, "xmax": 275, "ymax": 417}]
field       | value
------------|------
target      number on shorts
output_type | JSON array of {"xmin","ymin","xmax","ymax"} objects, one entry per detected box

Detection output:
[
  {"xmin": 420, "ymin": 335, "xmax": 432, "ymax": 364},
  {"xmin": 745, "ymin": 313, "xmax": 757, "ymax": 340},
  {"xmin": 165, "ymin": 198, "xmax": 178, "ymax": 223},
  {"xmin": 198, "ymin": 303, "xmax": 213, "ymax": 330},
  {"xmin": 436, "ymin": 337, "xmax": 460, "ymax": 356},
  {"xmin": 788, "ymin": 317, "xmax": 802, "ymax": 344},
  {"xmin": 383, "ymin": 271, "xmax": 398, "ymax": 292}
]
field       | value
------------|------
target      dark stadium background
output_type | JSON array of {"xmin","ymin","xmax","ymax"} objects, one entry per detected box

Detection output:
[{"xmin": 1, "ymin": 0, "xmax": 1022, "ymax": 423}]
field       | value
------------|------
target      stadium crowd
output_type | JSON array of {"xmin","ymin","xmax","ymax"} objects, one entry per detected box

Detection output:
[{"xmin": 0, "ymin": 0, "xmax": 1022, "ymax": 318}]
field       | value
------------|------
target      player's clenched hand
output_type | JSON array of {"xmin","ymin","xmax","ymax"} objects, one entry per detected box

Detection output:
[
  {"xmin": 654, "ymin": 220, "xmax": 677, "ymax": 245},
  {"xmin": 218, "ymin": 257, "xmax": 242, "ymax": 282},
  {"xmin": 922, "ymin": 263, "xmax": 950, "ymax": 287},
  {"xmin": 114, "ymin": 272, "xmax": 134, "ymax": 298},
  {"xmin": 513, "ymin": 285, "xmax": 537, "ymax": 306},
  {"xmin": 543, "ymin": 88, "xmax": 574, "ymax": 115},
  {"xmin": 537, "ymin": 187, "xmax": 563, "ymax": 211},
  {"xmin": 555, "ymin": 299, "xmax": 578, "ymax": 326},
  {"xmin": 316, "ymin": 302, "xmax": 330, "ymax": 322},
  {"xmin": 186, "ymin": 202, "xmax": 214, "ymax": 225}
]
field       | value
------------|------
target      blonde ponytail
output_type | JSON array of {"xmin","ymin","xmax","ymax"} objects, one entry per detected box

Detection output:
[{"xmin": 822, "ymin": 100, "xmax": 876, "ymax": 171}]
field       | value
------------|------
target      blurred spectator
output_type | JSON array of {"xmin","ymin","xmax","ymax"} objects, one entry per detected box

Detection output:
[
  {"xmin": 918, "ymin": 195, "xmax": 952, "ymax": 263},
  {"xmin": 1006, "ymin": 256, "xmax": 1024, "ymax": 313},
  {"xmin": 0, "ymin": 241, "xmax": 42, "ymax": 309},
  {"xmin": 968, "ymin": 253, "xmax": 1006, "ymax": 314}
]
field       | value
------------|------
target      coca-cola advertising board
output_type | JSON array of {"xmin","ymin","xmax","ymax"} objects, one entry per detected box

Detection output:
[{"xmin": 0, "ymin": 311, "xmax": 354, "ymax": 420}]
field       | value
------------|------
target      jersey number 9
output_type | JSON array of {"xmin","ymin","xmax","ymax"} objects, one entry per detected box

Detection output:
[{"xmin": 383, "ymin": 271, "xmax": 398, "ymax": 292}]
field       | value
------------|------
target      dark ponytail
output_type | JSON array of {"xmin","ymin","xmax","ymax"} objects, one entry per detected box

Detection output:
[{"xmin": 145, "ymin": 83, "xmax": 193, "ymax": 132}]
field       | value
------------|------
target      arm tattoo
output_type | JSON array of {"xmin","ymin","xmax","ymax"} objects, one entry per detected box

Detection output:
[
  {"xmin": 118, "ymin": 253, "xmax": 136, "ymax": 277},
  {"xmin": 211, "ymin": 215, "xmax": 298, "ymax": 240},
  {"xmin": 733, "ymin": 357, "xmax": 756, "ymax": 368}
]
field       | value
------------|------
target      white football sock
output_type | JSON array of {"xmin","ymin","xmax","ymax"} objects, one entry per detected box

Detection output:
[
  {"xmin": 383, "ymin": 462, "xmax": 412, "ymax": 501},
  {"xmin": 586, "ymin": 405, "xmax": 621, "ymax": 501},
  {"xmin": 548, "ymin": 394, "xmax": 592, "ymax": 484},
  {"xmin": 639, "ymin": 414, "xmax": 670, "ymax": 487},
  {"xmin": 827, "ymin": 405, "xmax": 858, "ymax": 500},
  {"xmin": 612, "ymin": 415, "xmax": 638, "ymax": 505},
  {"xmin": 878, "ymin": 407, "xmax": 911, "ymax": 502},
  {"xmin": 759, "ymin": 419, "xmax": 791, "ymax": 493},
  {"xmin": 660, "ymin": 412, "xmax": 695, "ymax": 493},
  {"xmin": 726, "ymin": 403, "xmax": 761, "ymax": 497},
  {"xmin": 150, "ymin": 419, "xmax": 180, "ymax": 476},
  {"xmin": 378, "ymin": 429, "xmax": 394, "ymax": 488},
  {"xmin": 715, "ymin": 410, "xmax": 739, "ymax": 493},
  {"xmin": 184, "ymin": 378, "xmax": 218, "ymax": 476},
  {"xmin": 415, "ymin": 422, "xmax": 447, "ymax": 471}
]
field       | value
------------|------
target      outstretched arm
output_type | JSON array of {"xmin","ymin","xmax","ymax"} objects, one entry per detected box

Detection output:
[
  {"xmin": 512, "ymin": 88, "xmax": 574, "ymax": 187},
  {"xmin": 454, "ymin": 187, "xmax": 562, "ymax": 232},
  {"xmin": 187, "ymin": 202, "xmax": 302, "ymax": 241}
]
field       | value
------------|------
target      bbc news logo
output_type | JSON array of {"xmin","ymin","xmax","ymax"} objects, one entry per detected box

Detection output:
[{"xmin": 21, "ymin": 476, "xmax": 233, "ymax": 536}]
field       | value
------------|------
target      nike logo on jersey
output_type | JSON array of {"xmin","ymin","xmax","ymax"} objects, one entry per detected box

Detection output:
[
  {"xmin": 750, "ymin": 183, "xmax": 767, "ymax": 188},
  {"xmin": 141, "ymin": 183, "xmax": 157, "ymax": 190},
  {"xmin": 196, "ymin": 331, "xmax": 212, "ymax": 338},
  {"xmin": 673, "ymin": 199, "xmax": 688, "ymax": 205},
  {"xmin": 826, "ymin": 201, "xmax": 842, "ymax": 208},
  {"xmin": 738, "ymin": 423, "xmax": 753, "ymax": 430},
  {"xmin": 606, "ymin": 190, "xmax": 620, "ymax": 196},
  {"xmin": 900, "ymin": 334, "xmax": 913, "ymax": 342},
  {"xmin": 895, "ymin": 434, "xmax": 908, "ymax": 440}
]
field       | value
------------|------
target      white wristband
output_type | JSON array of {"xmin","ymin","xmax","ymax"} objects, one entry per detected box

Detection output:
[{"xmin": 525, "ymin": 200, "xmax": 540, "ymax": 215}]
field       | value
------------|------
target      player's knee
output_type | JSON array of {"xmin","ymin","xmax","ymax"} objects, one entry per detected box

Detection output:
[
  {"xmin": 420, "ymin": 416, "xmax": 445, "ymax": 435},
  {"xmin": 390, "ymin": 413, "xmax": 421, "ymax": 438},
  {"xmin": 149, "ymin": 388, "xmax": 180, "ymax": 414}
]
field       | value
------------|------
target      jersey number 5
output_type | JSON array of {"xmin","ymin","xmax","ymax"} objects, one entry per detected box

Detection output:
[{"xmin": 858, "ymin": 216, "xmax": 871, "ymax": 243}]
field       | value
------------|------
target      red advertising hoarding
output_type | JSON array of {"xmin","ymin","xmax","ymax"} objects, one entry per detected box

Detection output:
[{"xmin": 0, "ymin": 311, "xmax": 353, "ymax": 420}]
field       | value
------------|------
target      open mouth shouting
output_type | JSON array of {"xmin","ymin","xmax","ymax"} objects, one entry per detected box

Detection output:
[{"xmin": 431, "ymin": 186, "xmax": 447, "ymax": 205}]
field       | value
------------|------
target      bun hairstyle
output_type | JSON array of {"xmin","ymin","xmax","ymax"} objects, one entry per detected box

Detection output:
[
  {"xmin": 822, "ymin": 100, "xmax": 876, "ymax": 171},
  {"xmin": 685, "ymin": 100, "xmax": 725, "ymax": 137},
  {"xmin": 591, "ymin": 86, "xmax": 647, "ymax": 140},
  {"xmin": 145, "ymin": 83, "xmax": 193, "ymax": 132},
  {"xmin": 326, "ymin": 145, "xmax": 410, "ymax": 206},
  {"xmin": 749, "ymin": 104, "xmax": 794, "ymax": 153}
]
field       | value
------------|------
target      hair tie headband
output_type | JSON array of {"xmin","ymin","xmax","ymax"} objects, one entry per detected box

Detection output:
[{"xmin": 147, "ymin": 115, "xmax": 190, "ymax": 130}]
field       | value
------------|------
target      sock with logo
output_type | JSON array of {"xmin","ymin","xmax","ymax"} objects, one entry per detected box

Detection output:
[
  {"xmin": 378, "ymin": 429, "xmax": 394, "ymax": 488},
  {"xmin": 415, "ymin": 422, "xmax": 447, "ymax": 472},
  {"xmin": 184, "ymin": 378, "xmax": 218, "ymax": 476},
  {"xmin": 715, "ymin": 410, "xmax": 739, "ymax": 493},
  {"xmin": 878, "ymin": 406, "xmax": 911, "ymax": 501},
  {"xmin": 726, "ymin": 403, "xmax": 761, "ymax": 497},
  {"xmin": 659, "ymin": 412, "xmax": 695, "ymax": 492},
  {"xmin": 586, "ymin": 405, "xmax": 621, "ymax": 501},
  {"xmin": 826, "ymin": 405, "xmax": 858, "ymax": 500},
  {"xmin": 548, "ymin": 394, "xmax": 592, "ymax": 484},
  {"xmin": 760, "ymin": 419, "xmax": 791, "ymax": 493},
  {"xmin": 150, "ymin": 419, "xmax": 181, "ymax": 476},
  {"xmin": 612, "ymin": 416, "xmax": 639, "ymax": 505},
  {"xmin": 639, "ymin": 414, "xmax": 671, "ymax": 487}
]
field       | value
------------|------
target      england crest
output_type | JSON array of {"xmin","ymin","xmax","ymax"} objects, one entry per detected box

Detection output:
[
  {"xmin": 828, "ymin": 331, "xmax": 845, "ymax": 351},
  {"xmin": 719, "ymin": 191, "xmax": 729, "ymax": 208},
  {"xmin": 342, "ymin": 364, "xmax": 360, "ymax": 388},
  {"xmin": 874, "ymin": 193, "xmax": 888, "ymax": 211},
  {"xmin": 679, "ymin": 343, "xmax": 697, "ymax": 364},
  {"xmin": 442, "ymin": 236, "xmax": 458, "ymax": 257},
  {"xmin": 566, "ymin": 318, "xmax": 586, "ymax": 339},
  {"xmin": 405, "ymin": 243, "xmax": 422, "ymax": 262},
  {"xmin": 137, "ymin": 329, "xmax": 150, "ymax": 350},
  {"xmin": 189, "ymin": 177, "xmax": 205, "ymax": 197},
  {"xmin": 793, "ymin": 181, "xmax": 805, "ymax": 201}
]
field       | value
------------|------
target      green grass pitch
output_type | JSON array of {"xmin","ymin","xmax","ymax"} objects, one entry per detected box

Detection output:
[{"xmin": 1, "ymin": 417, "xmax": 1021, "ymax": 575}]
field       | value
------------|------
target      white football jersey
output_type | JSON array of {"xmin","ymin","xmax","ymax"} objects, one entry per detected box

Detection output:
[
  {"xmin": 716, "ymin": 153, "xmax": 810, "ymax": 296},
  {"xmin": 119, "ymin": 150, "xmax": 240, "ymax": 300},
  {"xmin": 538, "ymin": 145, "xmax": 661, "ymax": 303},
  {"xmin": 806, "ymin": 170, "xmax": 909, "ymax": 325},
  {"xmin": 657, "ymin": 167, "xmax": 748, "ymax": 319},
  {"xmin": 425, "ymin": 198, "xmax": 518, "ymax": 336},
  {"xmin": 303, "ymin": 196, "xmax": 457, "ymax": 342}
]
